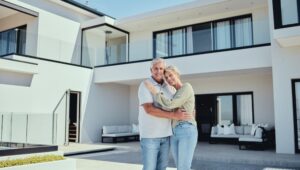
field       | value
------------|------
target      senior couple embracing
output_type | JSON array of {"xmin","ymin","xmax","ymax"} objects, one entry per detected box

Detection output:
[{"xmin": 138, "ymin": 58, "xmax": 198, "ymax": 170}]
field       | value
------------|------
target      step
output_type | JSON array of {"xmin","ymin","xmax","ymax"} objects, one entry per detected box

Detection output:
[
  {"xmin": 69, "ymin": 138, "xmax": 76, "ymax": 142},
  {"xmin": 69, "ymin": 134, "xmax": 76, "ymax": 138}
]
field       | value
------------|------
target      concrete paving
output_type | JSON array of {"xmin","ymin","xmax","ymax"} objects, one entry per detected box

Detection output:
[{"xmin": 68, "ymin": 142, "xmax": 300, "ymax": 170}]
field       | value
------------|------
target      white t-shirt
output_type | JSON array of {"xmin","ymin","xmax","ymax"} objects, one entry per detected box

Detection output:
[{"xmin": 138, "ymin": 77, "xmax": 175, "ymax": 138}]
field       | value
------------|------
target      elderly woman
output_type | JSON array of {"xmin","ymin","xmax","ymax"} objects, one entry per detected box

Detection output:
[{"xmin": 144, "ymin": 65, "xmax": 198, "ymax": 170}]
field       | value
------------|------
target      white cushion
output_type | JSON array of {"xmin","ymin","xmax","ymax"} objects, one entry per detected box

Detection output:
[
  {"xmin": 244, "ymin": 125, "xmax": 252, "ymax": 135},
  {"xmin": 211, "ymin": 126, "xmax": 218, "ymax": 135},
  {"xmin": 235, "ymin": 126, "xmax": 244, "ymax": 135},
  {"xmin": 224, "ymin": 124, "xmax": 236, "ymax": 135},
  {"xmin": 103, "ymin": 125, "xmax": 132, "ymax": 134},
  {"xmin": 132, "ymin": 124, "xmax": 139, "ymax": 133},
  {"xmin": 102, "ymin": 132, "xmax": 139, "ymax": 137},
  {"xmin": 117, "ymin": 125, "xmax": 132, "ymax": 133},
  {"xmin": 255, "ymin": 127, "xmax": 263, "ymax": 138},
  {"xmin": 239, "ymin": 136, "xmax": 263, "ymax": 142},
  {"xmin": 211, "ymin": 134, "xmax": 240, "ymax": 138},
  {"xmin": 251, "ymin": 124, "xmax": 258, "ymax": 136},
  {"xmin": 217, "ymin": 124, "xmax": 224, "ymax": 135}
]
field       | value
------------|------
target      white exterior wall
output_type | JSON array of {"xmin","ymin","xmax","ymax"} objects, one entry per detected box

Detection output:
[
  {"xmin": 129, "ymin": 73, "xmax": 274, "ymax": 126},
  {"xmin": 267, "ymin": 0, "xmax": 300, "ymax": 154},
  {"xmin": 271, "ymin": 44, "xmax": 300, "ymax": 154},
  {"xmin": 81, "ymin": 82, "xmax": 130, "ymax": 143},
  {"xmin": 0, "ymin": 55, "xmax": 92, "ymax": 145}
]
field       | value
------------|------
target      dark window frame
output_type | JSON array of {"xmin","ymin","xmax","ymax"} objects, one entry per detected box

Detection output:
[
  {"xmin": 153, "ymin": 14, "xmax": 253, "ymax": 58},
  {"xmin": 292, "ymin": 79, "xmax": 300, "ymax": 153},
  {"xmin": 273, "ymin": 0, "xmax": 300, "ymax": 29}
]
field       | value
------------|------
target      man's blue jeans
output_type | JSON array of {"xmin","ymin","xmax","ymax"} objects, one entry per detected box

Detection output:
[
  {"xmin": 171, "ymin": 122, "xmax": 198, "ymax": 170},
  {"xmin": 140, "ymin": 137, "xmax": 170, "ymax": 170}
]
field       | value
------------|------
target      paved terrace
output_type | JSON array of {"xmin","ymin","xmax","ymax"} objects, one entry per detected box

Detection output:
[{"xmin": 64, "ymin": 142, "xmax": 300, "ymax": 170}]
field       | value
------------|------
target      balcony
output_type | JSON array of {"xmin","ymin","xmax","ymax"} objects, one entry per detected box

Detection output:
[
  {"xmin": 84, "ymin": 18, "xmax": 270, "ymax": 68},
  {"xmin": 94, "ymin": 44, "xmax": 271, "ymax": 84}
]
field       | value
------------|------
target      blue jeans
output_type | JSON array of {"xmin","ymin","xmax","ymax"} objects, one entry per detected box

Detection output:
[
  {"xmin": 140, "ymin": 137, "xmax": 170, "ymax": 170},
  {"xmin": 171, "ymin": 122, "xmax": 198, "ymax": 170}
]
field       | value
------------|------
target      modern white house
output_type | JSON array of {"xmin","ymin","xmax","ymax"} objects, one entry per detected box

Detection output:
[{"xmin": 0, "ymin": 0, "xmax": 299, "ymax": 154}]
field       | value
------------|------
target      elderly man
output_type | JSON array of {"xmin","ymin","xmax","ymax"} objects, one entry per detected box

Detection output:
[{"xmin": 138, "ymin": 58, "xmax": 191, "ymax": 170}]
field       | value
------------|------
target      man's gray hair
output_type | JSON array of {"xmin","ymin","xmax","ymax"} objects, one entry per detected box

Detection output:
[{"xmin": 151, "ymin": 58, "xmax": 166, "ymax": 68}]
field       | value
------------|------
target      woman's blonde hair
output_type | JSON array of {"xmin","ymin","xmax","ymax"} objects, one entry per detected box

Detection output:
[{"xmin": 164, "ymin": 65, "xmax": 180, "ymax": 77}]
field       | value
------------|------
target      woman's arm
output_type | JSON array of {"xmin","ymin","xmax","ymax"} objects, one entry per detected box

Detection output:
[{"xmin": 155, "ymin": 83, "xmax": 193, "ymax": 110}]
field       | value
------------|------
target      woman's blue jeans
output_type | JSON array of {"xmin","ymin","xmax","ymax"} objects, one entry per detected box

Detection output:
[{"xmin": 171, "ymin": 122, "xmax": 198, "ymax": 170}]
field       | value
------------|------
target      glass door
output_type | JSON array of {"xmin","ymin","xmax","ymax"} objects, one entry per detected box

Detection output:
[{"xmin": 292, "ymin": 80, "xmax": 300, "ymax": 153}]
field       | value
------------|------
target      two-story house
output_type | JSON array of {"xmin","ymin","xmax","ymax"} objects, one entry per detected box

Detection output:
[{"xmin": 0, "ymin": 0, "xmax": 299, "ymax": 154}]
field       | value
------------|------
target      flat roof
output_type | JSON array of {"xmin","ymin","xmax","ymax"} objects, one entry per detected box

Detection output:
[{"xmin": 61, "ymin": 0, "xmax": 115, "ymax": 19}]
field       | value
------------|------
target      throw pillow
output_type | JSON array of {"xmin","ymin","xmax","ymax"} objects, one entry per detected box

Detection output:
[
  {"xmin": 251, "ymin": 124, "xmax": 258, "ymax": 136},
  {"xmin": 132, "ymin": 124, "xmax": 139, "ymax": 133},
  {"xmin": 255, "ymin": 127, "xmax": 263, "ymax": 138},
  {"xmin": 224, "ymin": 124, "xmax": 236, "ymax": 135},
  {"xmin": 223, "ymin": 125, "xmax": 230, "ymax": 135},
  {"xmin": 229, "ymin": 124, "xmax": 236, "ymax": 135},
  {"xmin": 217, "ymin": 124, "xmax": 224, "ymax": 135}
]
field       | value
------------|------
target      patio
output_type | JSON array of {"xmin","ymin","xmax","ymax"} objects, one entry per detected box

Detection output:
[{"xmin": 68, "ymin": 142, "xmax": 300, "ymax": 170}]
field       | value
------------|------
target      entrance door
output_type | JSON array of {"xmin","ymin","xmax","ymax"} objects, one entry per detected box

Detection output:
[
  {"xmin": 69, "ymin": 91, "xmax": 81, "ymax": 143},
  {"xmin": 195, "ymin": 95, "xmax": 217, "ymax": 141},
  {"xmin": 292, "ymin": 79, "xmax": 300, "ymax": 153}
]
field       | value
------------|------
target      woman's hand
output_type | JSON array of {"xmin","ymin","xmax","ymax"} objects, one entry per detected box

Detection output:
[{"xmin": 144, "ymin": 80, "xmax": 158, "ymax": 95}]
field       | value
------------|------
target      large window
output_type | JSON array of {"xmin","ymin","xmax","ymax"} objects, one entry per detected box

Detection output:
[
  {"xmin": 292, "ymin": 79, "xmax": 300, "ymax": 153},
  {"xmin": 273, "ymin": 0, "xmax": 300, "ymax": 29},
  {"xmin": 154, "ymin": 15, "xmax": 253, "ymax": 58},
  {"xmin": 217, "ymin": 93, "xmax": 253, "ymax": 125},
  {"xmin": 0, "ymin": 26, "xmax": 26, "ymax": 56}
]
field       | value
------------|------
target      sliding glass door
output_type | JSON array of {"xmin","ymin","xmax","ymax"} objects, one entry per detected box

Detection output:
[
  {"xmin": 280, "ymin": 0, "xmax": 299, "ymax": 25},
  {"xmin": 154, "ymin": 14, "xmax": 253, "ymax": 58},
  {"xmin": 216, "ymin": 93, "xmax": 253, "ymax": 125},
  {"xmin": 273, "ymin": 0, "xmax": 300, "ymax": 28},
  {"xmin": 214, "ymin": 21, "xmax": 232, "ymax": 50},
  {"xmin": 234, "ymin": 17, "xmax": 253, "ymax": 47},
  {"xmin": 0, "ymin": 26, "xmax": 26, "ymax": 56},
  {"xmin": 236, "ymin": 94, "xmax": 253, "ymax": 125},
  {"xmin": 155, "ymin": 32, "xmax": 169, "ymax": 57},
  {"xmin": 292, "ymin": 80, "xmax": 300, "ymax": 153},
  {"xmin": 171, "ymin": 28, "xmax": 186, "ymax": 56}
]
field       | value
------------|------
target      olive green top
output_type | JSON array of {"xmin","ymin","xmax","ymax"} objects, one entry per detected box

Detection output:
[{"xmin": 154, "ymin": 83, "xmax": 197, "ymax": 127}]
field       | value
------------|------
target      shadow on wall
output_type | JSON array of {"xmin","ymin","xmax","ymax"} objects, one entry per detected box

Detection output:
[{"xmin": 81, "ymin": 78, "xmax": 131, "ymax": 143}]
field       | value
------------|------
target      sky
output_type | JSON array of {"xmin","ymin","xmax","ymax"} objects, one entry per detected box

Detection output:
[{"xmin": 74, "ymin": 0, "xmax": 196, "ymax": 19}]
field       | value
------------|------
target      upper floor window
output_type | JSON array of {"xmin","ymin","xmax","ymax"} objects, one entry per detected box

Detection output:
[
  {"xmin": 153, "ymin": 15, "xmax": 253, "ymax": 58},
  {"xmin": 0, "ymin": 25, "xmax": 27, "ymax": 56},
  {"xmin": 273, "ymin": 0, "xmax": 300, "ymax": 29}
]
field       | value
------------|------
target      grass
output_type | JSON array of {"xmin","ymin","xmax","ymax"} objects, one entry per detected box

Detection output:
[{"xmin": 0, "ymin": 155, "xmax": 64, "ymax": 168}]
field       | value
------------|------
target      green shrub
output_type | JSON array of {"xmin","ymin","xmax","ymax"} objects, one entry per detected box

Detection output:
[{"xmin": 0, "ymin": 155, "xmax": 64, "ymax": 168}]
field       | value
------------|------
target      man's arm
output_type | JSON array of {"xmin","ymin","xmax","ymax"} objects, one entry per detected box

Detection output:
[{"xmin": 142, "ymin": 103, "xmax": 192, "ymax": 120}]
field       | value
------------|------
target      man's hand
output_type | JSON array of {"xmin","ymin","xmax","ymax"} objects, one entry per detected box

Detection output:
[{"xmin": 173, "ymin": 109, "xmax": 193, "ymax": 120}]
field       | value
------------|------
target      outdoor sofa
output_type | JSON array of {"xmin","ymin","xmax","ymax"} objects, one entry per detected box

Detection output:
[
  {"xmin": 101, "ymin": 124, "xmax": 139, "ymax": 143},
  {"xmin": 210, "ymin": 123, "xmax": 274, "ymax": 150}
]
